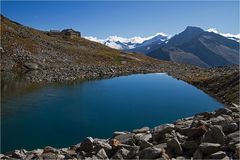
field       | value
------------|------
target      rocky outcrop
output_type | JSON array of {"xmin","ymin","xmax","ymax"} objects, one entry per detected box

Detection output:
[{"xmin": 2, "ymin": 104, "xmax": 239, "ymax": 159}]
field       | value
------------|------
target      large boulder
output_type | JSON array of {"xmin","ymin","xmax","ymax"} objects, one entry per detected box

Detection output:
[
  {"xmin": 113, "ymin": 133, "xmax": 135, "ymax": 146},
  {"xmin": 215, "ymin": 108, "xmax": 232, "ymax": 116},
  {"xmin": 167, "ymin": 137, "xmax": 183, "ymax": 156},
  {"xmin": 151, "ymin": 124, "xmax": 175, "ymax": 142},
  {"xmin": 77, "ymin": 137, "xmax": 94, "ymax": 152},
  {"xmin": 202, "ymin": 125, "xmax": 225, "ymax": 144},
  {"xmin": 139, "ymin": 147, "xmax": 162, "ymax": 159},
  {"xmin": 199, "ymin": 143, "xmax": 221, "ymax": 155},
  {"xmin": 222, "ymin": 122, "xmax": 238, "ymax": 134},
  {"xmin": 95, "ymin": 148, "xmax": 108, "ymax": 159},
  {"xmin": 227, "ymin": 130, "xmax": 240, "ymax": 151}
]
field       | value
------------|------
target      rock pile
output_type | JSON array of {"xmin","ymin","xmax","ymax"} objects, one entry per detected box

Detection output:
[{"xmin": 1, "ymin": 104, "xmax": 239, "ymax": 159}]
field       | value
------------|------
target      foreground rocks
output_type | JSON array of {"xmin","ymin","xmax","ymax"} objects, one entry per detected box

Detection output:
[{"xmin": 2, "ymin": 104, "xmax": 239, "ymax": 159}]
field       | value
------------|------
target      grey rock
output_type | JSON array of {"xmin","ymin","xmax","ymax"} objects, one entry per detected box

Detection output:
[
  {"xmin": 93, "ymin": 139, "xmax": 112, "ymax": 150},
  {"xmin": 199, "ymin": 143, "xmax": 221, "ymax": 155},
  {"xmin": 205, "ymin": 151, "xmax": 226, "ymax": 159},
  {"xmin": 154, "ymin": 143, "xmax": 168, "ymax": 150},
  {"xmin": 202, "ymin": 125, "xmax": 225, "ymax": 144},
  {"xmin": 9, "ymin": 150, "xmax": 27, "ymax": 159},
  {"xmin": 113, "ymin": 131, "xmax": 128, "ymax": 137},
  {"xmin": 77, "ymin": 137, "xmax": 94, "ymax": 152},
  {"xmin": 139, "ymin": 147, "xmax": 162, "ymax": 159},
  {"xmin": 181, "ymin": 140, "xmax": 199, "ymax": 150},
  {"xmin": 24, "ymin": 62, "xmax": 38, "ymax": 70},
  {"xmin": 114, "ymin": 133, "xmax": 135, "ymax": 146},
  {"xmin": 215, "ymin": 108, "xmax": 232, "ymax": 116},
  {"xmin": 223, "ymin": 122, "xmax": 238, "ymax": 134},
  {"xmin": 43, "ymin": 146, "xmax": 58, "ymax": 153},
  {"xmin": 139, "ymin": 139, "xmax": 153, "ymax": 150},
  {"xmin": 152, "ymin": 124, "xmax": 175, "ymax": 141},
  {"xmin": 176, "ymin": 156, "xmax": 186, "ymax": 160},
  {"xmin": 193, "ymin": 149, "xmax": 203, "ymax": 160},
  {"xmin": 133, "ymin": 127, "xmax": 150, "ymax": 134},
  {"xmin": 167, "ymin": 138, "xmax": 183, "ymax": 156},
  {"xmin": 95, "ymin": 148, "xmax": 108, "ymax": 159},
  {"xmin": 117, "ymin": 148, "xmax": 130, "ymax": 159},
  {"xmin": 227, "ymin": 130, "xmax": 240, "ymax": 150}
]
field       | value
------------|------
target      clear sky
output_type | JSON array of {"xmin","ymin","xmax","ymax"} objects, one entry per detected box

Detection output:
[{"xmin": 1, "ymin": 1, "xmax": 239, "ymax": 38}]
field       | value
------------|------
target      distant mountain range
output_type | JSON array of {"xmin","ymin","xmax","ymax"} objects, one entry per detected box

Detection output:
[
  {"xmin": 148, "ymin": 26, "xmax": 239, "ymax": 67},
  {"xmin": 85, "ymin": 27, "xmax": 239, "ymax": 68},
  {"xmin": 84, "ymin": 33, "xmax": 170, "ymax": 51}
]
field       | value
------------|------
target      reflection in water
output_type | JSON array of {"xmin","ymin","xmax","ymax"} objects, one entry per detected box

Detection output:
[{"xmin": 1, "ymin": 73, "xmax": 222, "ymax": 153}]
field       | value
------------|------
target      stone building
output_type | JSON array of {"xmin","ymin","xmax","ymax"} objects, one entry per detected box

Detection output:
[
  {"xmin": 47, "ymin": 29, "xmax": 81, "ymax": 39},
  {"xmin": 61, "ymin": 29, "xmax": 81, "ymax": 39}
]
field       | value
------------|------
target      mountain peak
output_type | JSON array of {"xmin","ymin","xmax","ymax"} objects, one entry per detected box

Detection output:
[{"xmin": 184, "ymin": 26, "xmax": 204, "ymax": 33}]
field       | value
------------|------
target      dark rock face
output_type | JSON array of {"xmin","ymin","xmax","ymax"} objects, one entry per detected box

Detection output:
[
  {"xmin": 2, "ymin": 104, "xmax": 239, "ymax": 159},
  {"xmin": 139, "ymin": 147, "xmax": 162, "ymax": 159},
  {"xmin": 201, "ymin": 125, "xmax": 225, "ymax": 144}
]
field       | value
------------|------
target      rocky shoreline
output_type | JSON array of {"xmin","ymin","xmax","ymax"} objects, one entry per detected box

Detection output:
[{"xmin": 1, "ymin": 104, "xmax": 239, "ymax": 159}]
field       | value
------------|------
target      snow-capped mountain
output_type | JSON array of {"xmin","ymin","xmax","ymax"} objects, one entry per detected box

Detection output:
[
  {"xmin": 84, "ymin": 33, "xmax": 170, "ymax": 50},
  {"xmin": 84, "ymin": 28, "xmax": 239, "ymax": 54},
  {"xmin": 207, "ymin": 28, "xmax": 240, "ymax": 42}
]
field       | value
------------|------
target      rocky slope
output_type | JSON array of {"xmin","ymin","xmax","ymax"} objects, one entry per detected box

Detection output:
[{"xmin": 1, "ymin": 104, "xmax": 239, "ymax": 159}]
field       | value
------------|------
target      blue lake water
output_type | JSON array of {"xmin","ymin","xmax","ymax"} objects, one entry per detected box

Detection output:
[{"xmin": 1, "ymin": 73, "xmax": 222, "ymax": 153}]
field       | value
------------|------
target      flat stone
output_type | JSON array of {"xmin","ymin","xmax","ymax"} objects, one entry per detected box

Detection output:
[
  {"xmin": 199, "ymin": 143, "xmax": 221, "ymax": 155},
  {"xmin": 113, "ymin": 131, "xmax": 128, "ymax": 137},
  {"xmin": 139, "ymin": 147, "xmax": 162, "ymax": 159},
  {"xmin": 24, "ymin": 62, "xmax": 38, "ymax": 70},
  {"xmin": 133, "ymin": 127, "xmax": 150, "ymax": 134},
  {"xmin": 202, "ymin": 125, "xmax": 225, "ymax": 144},
  {"xmin": 205, "ymin": 151, "xmax": 227, "ymax": 159}
]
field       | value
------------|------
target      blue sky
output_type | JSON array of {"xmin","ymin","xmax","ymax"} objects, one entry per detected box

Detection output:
[{"xmin": 1, "ymin": 1, "xmax": 239, "ymax": 38}]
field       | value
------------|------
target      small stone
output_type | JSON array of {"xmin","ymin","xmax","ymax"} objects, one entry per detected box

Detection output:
[
  {"xmin": 223, "ymin": 123, "xmax": 238, "ymax": 134},
  {"xmin": 139, "ymin": 147, "xmax": 162, "ymax": 159},
  {"xmin": 24, "ymin": 62, "xmax": 38, "ymax": 70}
]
